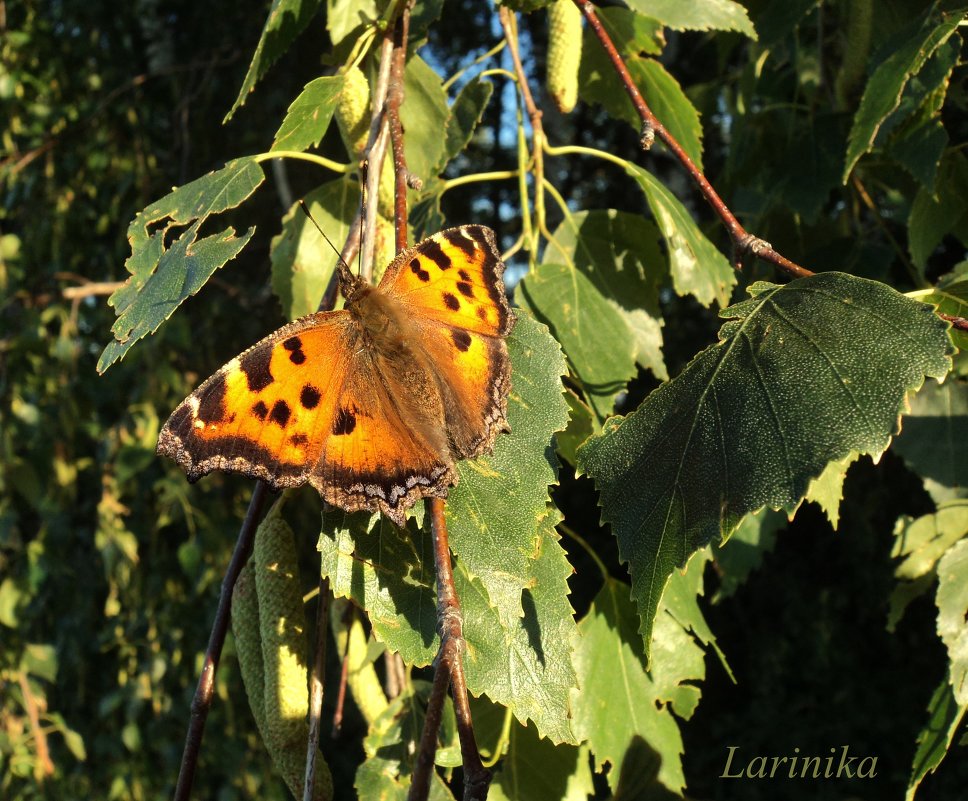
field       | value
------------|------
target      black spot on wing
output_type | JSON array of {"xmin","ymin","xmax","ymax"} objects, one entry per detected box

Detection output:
[
  {"xmin": 252, "ymin": 400, "xmax": 269, "ymax": 420},
  {"xmin": 445, "ymin": 229, "xmax": 477, "ymax": 258},
  {"xmin": 458, "ymin": 269, "xmax": 471, "ymax": 282},
  {"xmin": 443, "ymin": 292, "xmax": 460, "ymax": 311},
  {"xmin": 290, "ymin": 433, "xmax": 308, "ymax": 447},
  {"xmin": 332, "ymin": 407, "xmax": 356, "ymax": 436},
  {"xmin": 240, "ymin": 347, "xmax": 273, "ymax": 392},
  {"xmin": 410, "ymin": 259, "xmax": 430, "ymax": 282},
  {"xmin": 457, "ymin": 281, "xmax": 473, "ymax": 298},
  {"xmin": 452, "ymin": 330, "xmax": 471, "ymax": 352},
  {"xmin": 476, "ymin": 306, "xmax": 488, "ymax": 321},
  {"xmin": 300, "ymin": 385, "xmax": 321, "ymax": 409},
  {"xmin": 421, "ymin": 239, "xmax": 452, "ymax": 271},
  {"xmin": 269, "ymin": 400, "xmax": 291, "ymax": 427},
  {"xmin": 289, "ymin": 349, "xmax": 306, "ymax": 365},
  {"xmin": 283, "ymin": 337, "xmax": 302, "ymax": 351},
  {"xmin": 197, "ymin": 378, "xmax": 227, "ymax": 423}
]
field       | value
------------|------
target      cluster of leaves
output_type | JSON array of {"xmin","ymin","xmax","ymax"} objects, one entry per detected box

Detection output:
[{"xmin": 4, "ymin": 0, "xmax": 968, "ymax": 800}]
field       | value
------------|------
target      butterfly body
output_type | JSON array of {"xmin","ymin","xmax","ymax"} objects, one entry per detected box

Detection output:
[{"xmin": 157, "ymin": 225, "xmax": 514, "ymax": 526}]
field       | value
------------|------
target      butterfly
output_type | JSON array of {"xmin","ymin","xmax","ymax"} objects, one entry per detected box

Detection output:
[{"xmin": 157, "ymin": 225, "xmax": 515, "ymax": 526}]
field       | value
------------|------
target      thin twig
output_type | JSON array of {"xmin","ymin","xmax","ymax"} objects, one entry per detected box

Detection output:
[
  {"xmin": 387, "ymin": 4, "xmax": 413, "ymax": 250},
  {"xmin": 173, "ymin": 480, "xmax": 270, "ymax": 801},
  {"xmin": 499, "ymin": 6, "xmax": 546, "ymax": 256},
  {"xmin": 61, "ymin": 281, "xmax": 125, "ymax": 300},
  {"xmin": 361, "ymin": 33, "xmax": 396, "ymax": 283},
  {"xmin": 331, "ymin": 602, "xmax": 353, "ymax": 736},
  {"xmin": 939, "ymin": 312, "xmax": 968, "ymax": 332},
  {"xmin": 573, "ymin": 0, "xmax": 813, "ymax": 280},
  {"xmin": 303, "ymin": 577, "xmax": 330, "ymax": 801},
  {"xmin": 18, "ymin": 672, "xmax": 54, "ymax": 782}
]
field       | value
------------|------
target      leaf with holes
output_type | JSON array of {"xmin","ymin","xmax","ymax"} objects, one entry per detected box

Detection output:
[{"xmin": 97, "ymin": 157, "xmax": 264, "ymax": 373}]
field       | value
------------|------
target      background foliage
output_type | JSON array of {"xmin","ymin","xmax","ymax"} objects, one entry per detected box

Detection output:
[{"xmin": 2, "ymin": 1, "xmax": 967, "ymax": 799}]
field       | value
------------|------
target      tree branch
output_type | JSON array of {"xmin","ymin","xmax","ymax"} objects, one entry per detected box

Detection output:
[
  {"xmin": 574, "ymin": 0, "xmax": 814, "ymax": 279},
  {"xmin": 173, "ymin": 480, "xmax": 270, "ymax": 801}
]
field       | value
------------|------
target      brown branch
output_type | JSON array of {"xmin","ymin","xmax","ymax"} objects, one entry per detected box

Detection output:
[
  {"xmin": 18, "ymin": 672, "xmax": 54, "ymax": 782},
  {"xmin": 499, "ymin": 5, "xmax": 546, "ymax": 237},
  {"xmin": 939, "ymin": 312, "xmax": 968, "ymax": 332},
  {"xmin": 173, "ymin": 480, "xmax": 270, "ymax": 801},
  {"xmin": 574, "ymin": 0, "xmax": 813, "ymax": 280},
  {"xmin": 387, "ymin": 7, "xmax": 412, "ymax": 251},
  {"xmin": 303, "ymin": 577, "xmax": 330, "ymax": 801}
]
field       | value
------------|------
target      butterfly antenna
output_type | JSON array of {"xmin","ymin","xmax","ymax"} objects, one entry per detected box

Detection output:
[
  {"xmin": 358, "ymin": 161, "xmax": 367, "ymax": 278},
  {"xmin": 297, "ymin": 200, "xmax": 355, "ymax": 289}
]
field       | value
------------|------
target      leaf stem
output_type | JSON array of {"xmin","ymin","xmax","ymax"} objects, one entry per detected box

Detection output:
[
  {"xmin": 558, "ymin": 522, "xmax": 610, "ymax": 581},
  {"xmin": 439, "ymin": 169, "xmax": 519, "ymax": 193},
  {"xmin": 254, "ymin": 151, "xmax": 352, "ymax": 174},
  {"xmin": 442, "ymin": 40, "xmax": 508, "ymax": 92}
]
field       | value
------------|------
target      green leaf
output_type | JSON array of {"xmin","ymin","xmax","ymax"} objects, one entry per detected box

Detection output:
[
  {"xmin": 577, "ymin": 272, "xmax": 953, "ymax": 654},
  {"xmin": 892, "ymin": 376, "xmax": 968, "ymax": 500},
  {"xmin": 21, "ymin": 643, "xmax": 58, "ymax": 682},
  {"xmin": 936, "ymin": 539, "xmax": 968, "ymax": 704},
  {"xmin": 270, "ymin": 178, "xmax": 359, "ymax": 318},
  {"xmin": 557, "ymin": 388, "xmax": 594, "ymax": 466},
  {"xmin": 0, "ymin": 577, "xmax": 25, "ymax": 627},
  {"xmin": 894, "ymin": 501, "xmax": 968, "ymax": 582},
  {"xmin": 542, "ymin": 209, "xmax": 667, "ymax": 380},
  {"xmin": 579, "ymin": 17, "xmax": 703, "ymax": 169},
  {"xmin": 435, "ymin": 77, "xmax": 494, "ymax": 174},
  {"xmin": 908, "ymin": 153, "xmax": 968, "ymax": 272},
  {"xmin": 225, "ymin": 0, "xmax": 324, "ymax": 121},
  {"xmin": 327, "ymin": 0, "xmax": 378, "ymax": 48},
  {"xmin": 842, "ymin": 5, "xmax": 964, "ymax": 181},
  {"xmin": 518, "ymin": 262, "xmax": 637, "ymax": 424},
  {"xmin": 886, "ymin": 118, "xmax": 948, "ymax": 192},
  {"xmin": 625, "ymin": 0, "xmax": 756, "ymax": 38},
  {"xmin": 626, "ymin": 162, "xmax": 735, "ymax": 308},
  {"xmin": 801, "ymin": 452, "xmax": 860, "ymax": 529},
  {"xmin": 271, "ymin": 75, "xmax": 344, "ymax": 153},
  {"xmin": 400, "ymin": 56, "xmax": 450, "ymax": 185},
  {"xmin": 97, "ymin": 158, "xmax": 263, "ymax": 373},
  {"xmin": 713, "ymin": 507, "xmax": 786, "ymax": 602},
  {"xmin": 319, "ymin": 515, "xmax": 580, "ymax": 744},
  {"xmin": 459, "ymin": 516, "xmax": 579, "ymax": 744},
  {"xmin": 488, "ymin": 722, "xmax": 594, "ymax": 801},
  {"xmin": 318, "ymin": 317, "xmax": 578, "ymax": 742},
  {"xmin": 570, "ymin": 577, "xmax": 697, "ymax": 794},
  {"xmin": 354, "ymin": 681, "xmax": 456, "ymax": 801},
  {"xmin": 905, "ymin": 679, "xmax": 968, "ymax": 801},
  {"xmin": 446, "ymin": 313, "xmax": 570, "ymax": 629},
  {"xmin": 916, "ymin": 264, "xmax": 968, "ymax": 376}
]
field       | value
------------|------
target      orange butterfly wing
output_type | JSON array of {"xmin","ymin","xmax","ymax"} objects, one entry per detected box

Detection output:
[
  {"xmin": 157, "ymin": 225, "xmax": 513, "ymax": 526},
  {"xmin": 157, "ymin": 312, "xmax": 455, "ymax": 524},
  {"xmin": 379, "ymin": 225, "xmax": 515, "ymax": 458}
]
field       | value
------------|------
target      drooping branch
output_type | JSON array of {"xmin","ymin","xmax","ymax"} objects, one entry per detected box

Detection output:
[
  {"xmin": 302, "ymin": 577, "xmax": 330, "ymax": 801},
  {"xmin": 173, "ymin": 480, "xmax": 270, "ymax": 801},
  {"xmin": 573, "ymin": 0, "xmax": 813, "ymax": 279}
]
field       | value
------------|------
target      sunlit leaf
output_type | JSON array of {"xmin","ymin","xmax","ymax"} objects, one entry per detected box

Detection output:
[
  {"xmin": 625, "ymin": 0, "xmax": 756, "ymax": 38},
  {"xmin": 270, "ymin": 178, "xmax": 359, "ymax": 318},
  {"xmin": 97, "ymin": 158, "xmax": 263, "ymax": 372},
  {"xmin": 626, "ymin": 163, "xmax": 735, "ymax": 308},
  {"xmin": 226, "ymin": 0, "xmax": 325, "ymax": 121},
  {"xmin": 271, "ymin": 75, "xmax": 345, "ymax": 152},
  {"xmin": 936, "ymin": 539, "xmax": 968, "ymax": 704}
]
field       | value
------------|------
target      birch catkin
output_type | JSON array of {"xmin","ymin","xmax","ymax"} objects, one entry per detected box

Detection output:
[{"xmin": 547, "ymin": 0, "xmax": 582, "ymax": 113}]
